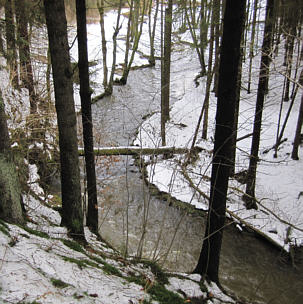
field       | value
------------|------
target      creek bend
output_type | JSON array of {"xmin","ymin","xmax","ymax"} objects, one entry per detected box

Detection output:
[
  {"xmin": 61, "ymin": 2, "xmax": 303, "ymax": 302},
  {"xmin": 88, "ymin": 58, "xmax": 303, "ymax": 304}
]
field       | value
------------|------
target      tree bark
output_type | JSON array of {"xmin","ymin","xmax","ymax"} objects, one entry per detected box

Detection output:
[
  {"xmin": 291, "ymin": 92, "xmax": 303, "ymax": 160},
  {"xmin": 193, "ymin": 0, "xmax": 246, "ymax": 283},
  {"xmin": 5, "ymin": 0, "xmax": 18, "ymax": 88},
  {"xmin": 44, "ymin": 0, "xmax": 84, "ymax": 238},
  {"xmin": 15, "ymin": 0, "xmax": 37, "ymax": 115},
  {"xmin": 76, "ymin": 0, "xmax": 98, "ymax": 233},
  {"xmin": 107, "ymin": 0, "xmax": 123, "ymax": 95},
  {"xmin": 184, "ymin": 0, "xmax": 206, "ymax": 75},
  {"xmin": 120, "ymin": 0, "xmax": 134, "ymax": 85},
  {"xmin": 148, "ymin": 0, "xmax": 159, "ymax": 66},
  {"xmin": 247, "ymin": 0, "xmax": 259, "ymax": 94},
  {"xmin": 119, "ymin": 0, "xmax": 147, "ymax": 85},
  {"xmin": 0, "ymin": 90, "xmax": 24, "ymax": 224},
  {"xmin": 244, "ymin": 0, "xmax": 275, "ymax": 210},
  {"xmin": 161, "ymin": 0, "xmax": 173, "ymax": 146},
  {"xmin": 201, "ymin": 1, "xmax": 216, "ymax": 140},
  {"xmin": 97, "ymin": 0, "xmax": 108, "ymax": 90}
]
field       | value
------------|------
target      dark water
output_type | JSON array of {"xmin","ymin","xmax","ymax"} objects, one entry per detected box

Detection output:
[
  {"xmin": 90, "ymin": 57, "xmax": 303, "ymax": 303},
  {"xmin": 60, "ymin": 1, "xmax": 303, "ymax": 301}
]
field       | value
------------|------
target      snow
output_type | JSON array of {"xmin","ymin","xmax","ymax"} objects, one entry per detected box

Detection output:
[
  {"xmin": 0, "ymin": 39, "xmax": 236, "ymax": 304},
  {"xmin": 0, "ymin": 224, "xmax": 147, "ymax": 304},
  {"xmin": 166, "ymin": 276, "xmax": 205, "ymax": 298},
  {"xmin": 1, "ymin": 2, "xmax": 302, "ymax": 303},
  {"xmin": 134, "ymin": 40, "xmax": 303, "ymax": 252},
  {"xmin": 0, "ymin": 186, "xmax": 236, "ymax": 303}
]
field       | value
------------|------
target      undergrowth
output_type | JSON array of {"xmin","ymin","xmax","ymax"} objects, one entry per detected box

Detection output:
[
  {"xmin": 60, "ymin": 238, "xmax": 86, "ymax": 254},
  {"xmin": 0, "ymin": 219, "xmax": 10, "ymax": 236},
  {"xmin": 102, "ymin": 262, "xmax": 122, "ymax": 276},
  {"xmin": 50, "ymin": 278, "xmax": 69, "ymax": 289},
  {"xmin": 61, "ymin": 256, "xmax": 98, "ymax": 269},
  {"xmin": 148, "ymin": 283, "xmax": 184, "ymax": 304},
  {"xmin": 19, "ymin": 225, "xmax": 49, "ymax": 239}
]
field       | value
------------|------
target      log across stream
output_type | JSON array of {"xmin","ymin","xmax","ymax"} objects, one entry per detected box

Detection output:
[{"xmin": 87, "ymin": 64, "xmax": 303, "ymax": 304}]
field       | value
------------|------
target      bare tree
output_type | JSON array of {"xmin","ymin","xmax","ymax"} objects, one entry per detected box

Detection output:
[
  {"xmin": 291, "ymin": 91, "xmax": 303, "ymax": 160},
  {"xmin": 244, "ymin": 0, "xmax": 275, "ymax": 210},
  {"xmin": 148, "ymin": 0, "xmax": 160, "ymax": 66},
  {"xmin": 97, "ymin": 0, "xmax": 109, "ymax": 91}
]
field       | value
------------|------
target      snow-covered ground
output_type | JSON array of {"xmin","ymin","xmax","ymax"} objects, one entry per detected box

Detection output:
[
  {"xmin": 1, "ymin": 2, "xmax": 302, "ymax": 303},
  {"xmin": 0, "ymin": 5, "xmax": 245, "ymax": 304},
  {"xmin": 0, "ymin": 130, "xmax": 236, "ymax": 304},
  {"xmin": 133, "ymin": 29, "xmax": 303, "ymax": 252}
]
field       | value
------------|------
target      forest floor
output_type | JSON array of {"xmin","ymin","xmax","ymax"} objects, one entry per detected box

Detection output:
[
  {"xmin": 0, "ymin": 140, "xmax": 237, "ymax": 304},
  {"xmin": 0, "ymin": 48, "xmax": 242, "ymax": 304},
  {"xmin": 1, "ymin": 3, "xmax": 303, "ymax": 303}
]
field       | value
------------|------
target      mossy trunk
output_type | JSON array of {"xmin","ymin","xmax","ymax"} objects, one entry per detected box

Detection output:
[
  {"xmin": 0, "ymin": 155, "xmax": 24, "ymax": 224},
  {"xmin": 0, "ymin": 92, "xmax": 24, "ymax": 224}
]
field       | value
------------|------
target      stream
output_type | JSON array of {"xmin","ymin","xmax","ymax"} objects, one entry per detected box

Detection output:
[
  {"xmin": 60, "ymin": 1, "xmax": 303, "ymax": 302},
  {"xmin": 89, "ymin": 54, "xmax": 303, "ymax": 304}
]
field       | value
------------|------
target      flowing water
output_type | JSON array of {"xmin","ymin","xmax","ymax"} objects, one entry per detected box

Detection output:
[
  {"xmin": 90, "ymin": 58, "xmax": 303, "ymax": 304},
  {"xmin": 65, "ymin": 1, "xmax": 303, "ymax": 302}
]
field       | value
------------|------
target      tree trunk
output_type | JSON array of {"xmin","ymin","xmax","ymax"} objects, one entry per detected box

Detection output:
[
  {"xmin": 15, "ymin": 0, "xmax": 37, "ymax": 115},
  {"xmin": 76, "ymin": 0, "xmax": 98, "ymax": 233},
  {"xmin": 131, "ymin": 0, "xmax": 140, "ymax": 42},
  {"xmin": 107, "ymin": 0, "xmax": 123, "ymax": 95},
  {"xmin": 97, "ymin": 0, "xmax": 108, "ymax": 90},
  {"xmin": 0, "ymin": 21, "xmax": 4, "ymax": 55},
  {"xmin": 44, "ymin": 0, "xmax": 84, "ymax": 238},
  {"xmin": 0, "ymin": 90, "xmax": 24, "ymax": 224},
  {"xmin": 120, "ymin": 0, "xmax": 147, "ymax": 85},
  {"xmin": 247, "ymin": 0, "xmax": 259, "ymax": 94},
  {"xmin": 78, "ymin": 146, "xmax": 203, "ymax": 156},
  {"xmin": 211, "ymin": 0, "xmax": 221, "ymax": 96},
  {"xmin": 5, "ymin": 0, "xmax": 18, "ymax": 88},
  {"xmin": 291, "ymin": 91, "xmax": 303, "ymax": 160},
  {"xmin": 161, "ymin": 0, "xmax": 172, "ymax": 146},
  {"xmin": 193, "ymin": 0, "xmax": 246, "ymax": 283},
  {"xmin": 244, "ymin": 0, "xmax": 274, "ymax": 210},
  {"xmin": 230, "ymin": 6, "xmax": 246, "ymax": 176},
  {"xmin": 120, "ymin": 0, "xmax": 134, "ymax": 85},
  {"xmin": 184, "ymin": 0, "xmax": 206, "ymax": 75},
  {"xmin": 201, "ymin": 1, "xmax": 216, "ymax": 140},
  {"xmin": 148, "ymin": 0, "xmax": 159, "ymax": 66}
]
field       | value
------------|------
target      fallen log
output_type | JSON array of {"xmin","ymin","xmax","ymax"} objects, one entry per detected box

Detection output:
[{"xmin": 78, "ymin": 146, "xmax": 203, "ymax": 156}]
